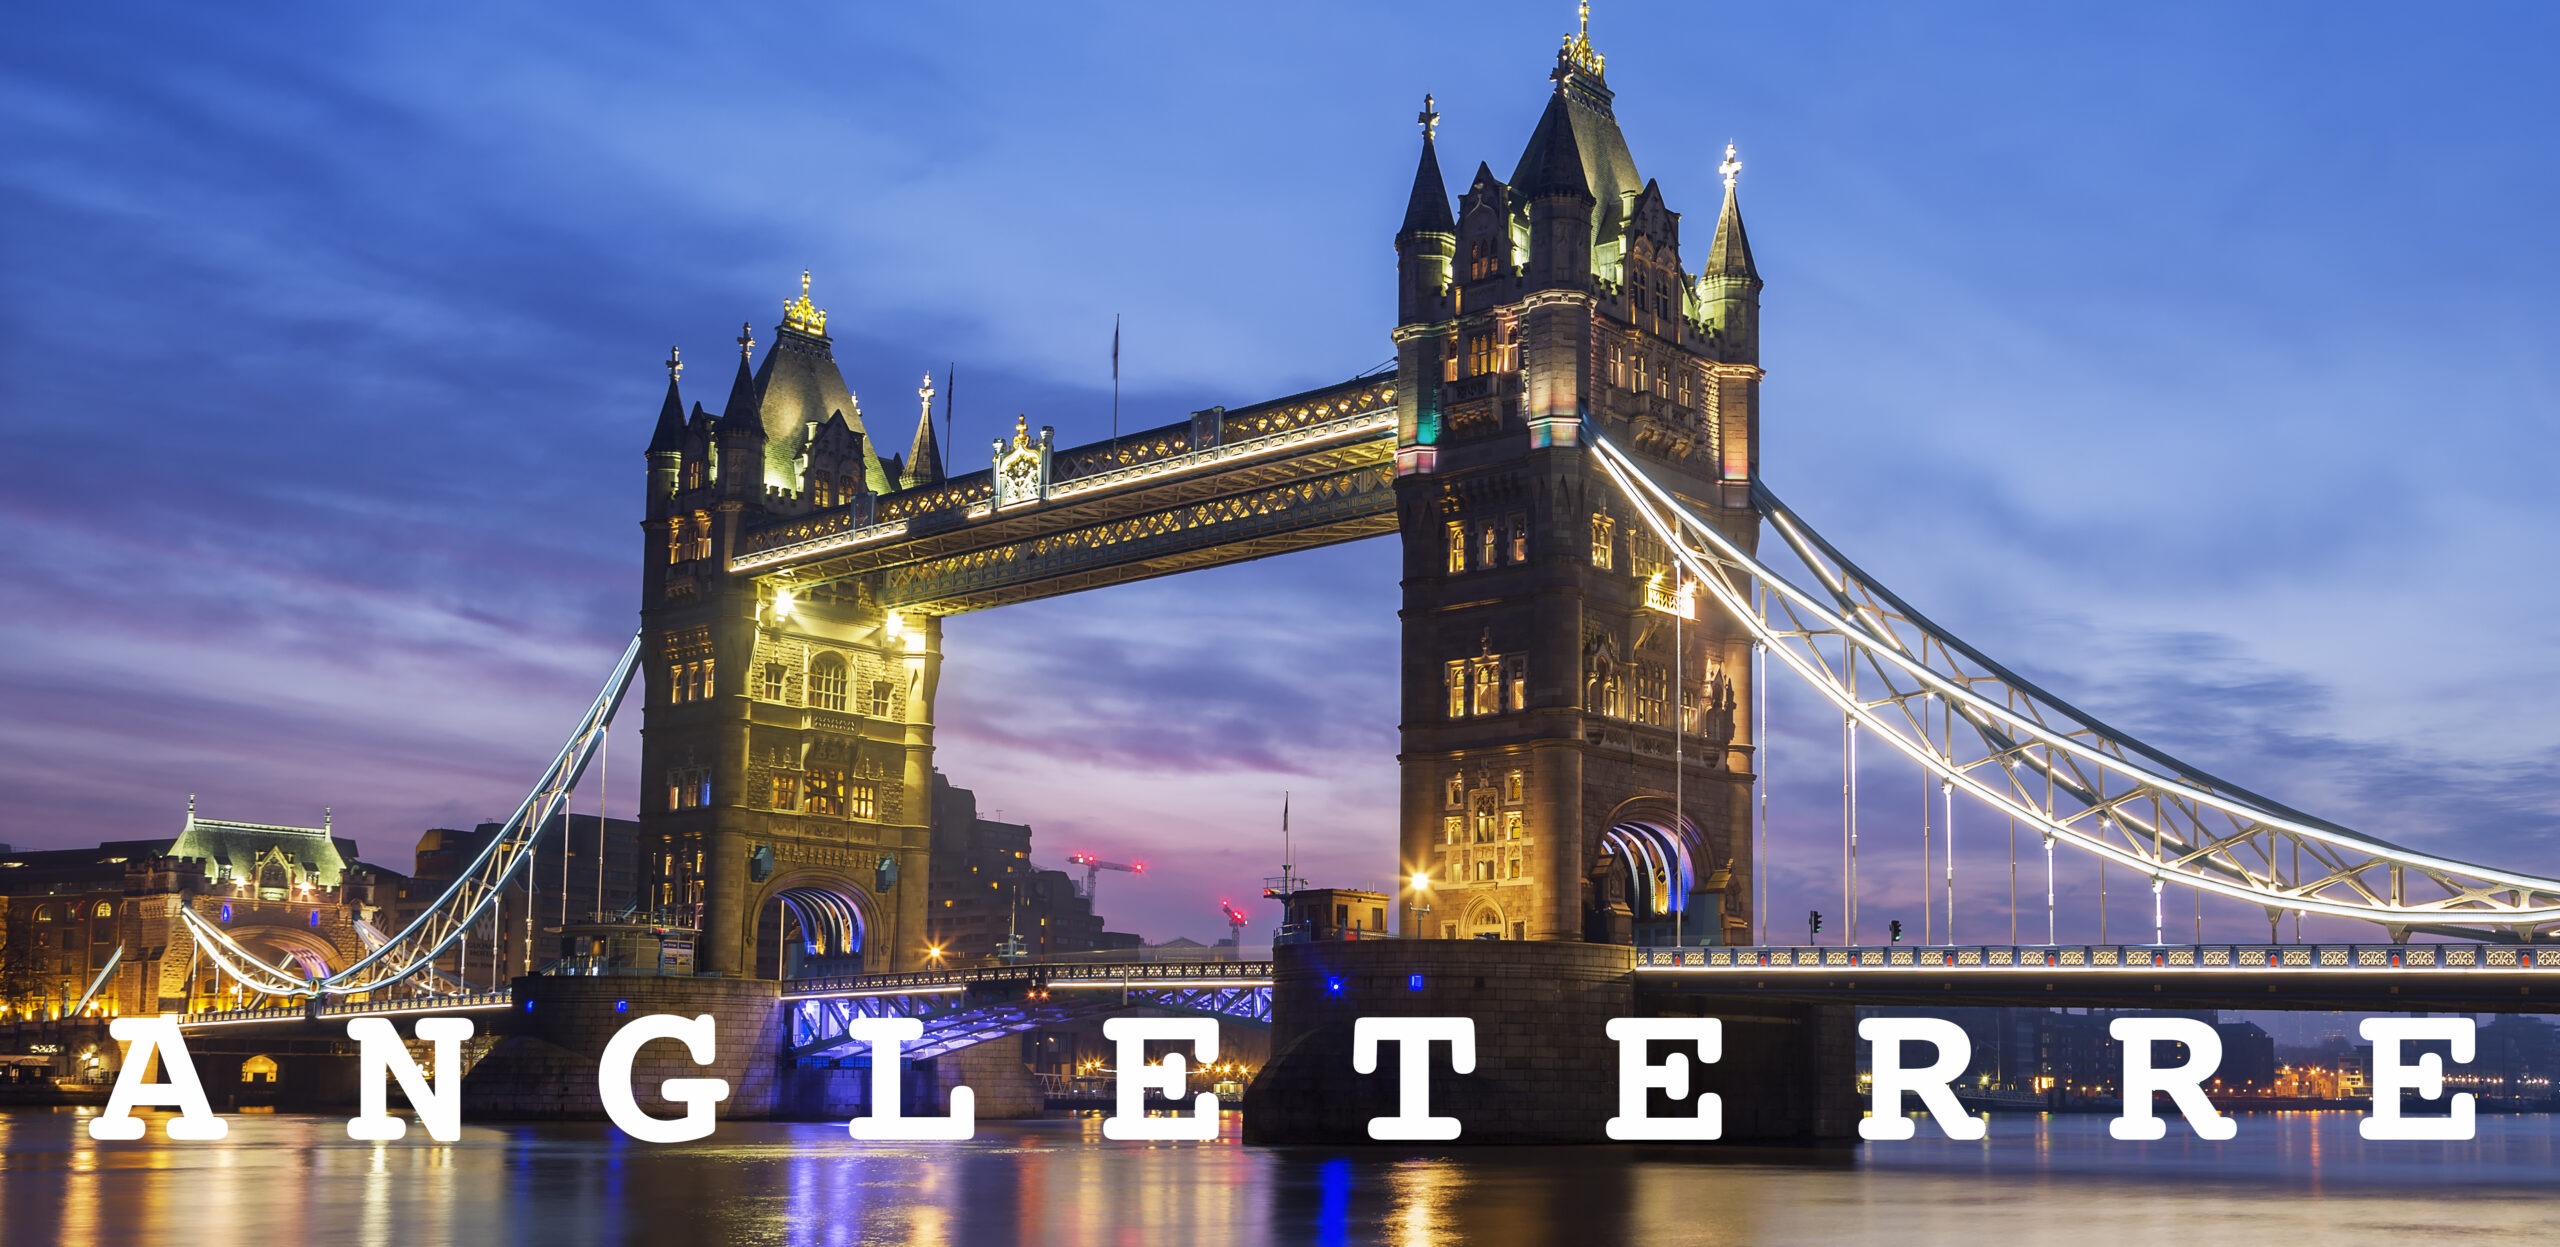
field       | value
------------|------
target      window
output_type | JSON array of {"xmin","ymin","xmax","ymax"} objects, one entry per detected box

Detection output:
[
  {"xmin": 1635, "ymin": 662, "xmax": 1669, "ymax": 728},
  {"xmin": 670, "ymin": 659, "xmax": 714, "ymax": 704},
  {"xmin": 1473, "ymin": 858, "xmax": 1496, "ymax": 882},
  {"xmin": 1606, "ymin": 343, "xmax": 1625, "ymax": 389},
  {"xmin": 812, "ymin": 478, "xmax": 834, "ymax": 509},
  {"xmin": 1445, "ymin": 521, "xmax": 1466, "ymax": 574},
  {"xmin": 1479, "ymin": 524, "xmax": 1497, "ymax": 569},
  {"xmin": 1505, "ymin": 656, "xmax": 1526, "ymax": 711},
  {"xmin": 92, "ymin": 901, "xmax": 113, "ymax": 919},
  {"xmin": 683, "ymin": 460, "xmax": 704, "ymax": 491},
  {"xmin": 1445, "ymin": 775, "xmax": 1465, "ymax": 808},
  {"xmin": 767, "ymin": 772, "xmax": 797, "ymax": 811},
  {"xmin": 849, "ymin": 781, "xmax": 879, "ymax": 820},
  {"xmin": 868, "ymin": 680, "xmax": 895, "ymax": 717},
  {"xmin": 666, "ymin": 525, "xmax": 685, "ymax": 565},
  {"xmin": 1507, "ymin": 513, "xmax": 1527, "ymax": 563},
  {"xmin": 809, "ymin": 655, "xmax": 847, "ymax": 711},
  {"xmin": 1442, "ymin": 816, "xmax": 1463, "ymax": 845},
  {"xmin": 666, "ymin": 767, "xmax": 710, "ymax": 811},
  {"xmin": 1590, "ymin": 514, "xmax": 1615, "ymax": 570},
  {"xmin": 1507, "ymin": 857, "xmax": 1523, "ymax": 879},
  {"xmin": 803, "ymin": 769, "xmax": 848, "ymax": 817},
  {"xmin": 759, "ymin": 662, "xmax": 787, "ymax": 702},
  {"xmin": 1468, "ymin": 333, "xmax": 1495, "ymax": 377},
  {"xmin": 1470, "ymin": 655, "xmax": 1500, "ymax": 717},
  {"xmin": 1503, "ymin": 810, "xmax": 1525, "ymax": 840},
  {"xmin": 1504, "ymin": 770, "xmax": 1525, "ymax": 803},
  {"xmin": 1446, "ymin": 661, "xmax": 1467, "ymax": 719},
  {"xmin": 33, "ymin": 905, "xmax": 53, "ymax": 924},
  {"xmin": 688, "ymin": 512, "xmax": 713, "ymax": 560},
  {"xmin": 1470, "ymin": 794, "xmax": 1497, "ymax": 843},
  {"xmin": 1632, "ymin": 351, "xmax": 1649, "ymax": 395},
  {"xmin": 1468, "ymin": 237, "xmax": 1503, "ymax": 281}
]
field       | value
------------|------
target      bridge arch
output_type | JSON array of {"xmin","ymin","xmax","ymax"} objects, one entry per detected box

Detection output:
[
  {"xmin": 750, "ymin": 871, "xmax": 875, "ymax": 980},
  {"xmin": 1592, "ymin": 796, "xmax": 1721, "ymax": 946}
]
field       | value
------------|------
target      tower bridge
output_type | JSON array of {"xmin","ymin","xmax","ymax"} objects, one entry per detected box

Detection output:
[{"xmin": 102, "ymin": 12, "xmax": 2560, "ymax": 1143}]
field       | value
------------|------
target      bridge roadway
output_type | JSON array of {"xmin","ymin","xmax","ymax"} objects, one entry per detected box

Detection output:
[
  {"xmin": 160, "ymin": 939, "xmax": 2560, "ymax": 1042},
  {"xmin": 1638, "ymin": 942, "xmax": 2560, "ymax": 1013}
]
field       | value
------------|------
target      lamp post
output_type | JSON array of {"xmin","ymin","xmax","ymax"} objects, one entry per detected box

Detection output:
[{"xmin": 1408, "ymin": 871, "xmax": 1433, "ymax": 939}]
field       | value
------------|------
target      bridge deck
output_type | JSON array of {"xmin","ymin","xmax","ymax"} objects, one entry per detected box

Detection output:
[{"xmin": 1640, "ymin": 943, "xmax": 2560, "ymax": 1013}]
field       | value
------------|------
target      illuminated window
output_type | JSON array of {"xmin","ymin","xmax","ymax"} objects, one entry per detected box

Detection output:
[
  {"xmin": 1632, "ymin": 351, "xmax": 1649, "ymax": 395},
  {"xmin": 1504, "ymin": 770, "xmax": 1525, "ymax": 803},
  {"xmin": 1507, "ymin": 513, "xmax": 1527, "ymax": 563},
  {"xmin": 1606, "ymin": 343, "xmax": 1625, "ymax": 388},
  {"xmin": 666, "ymin": 525, "xmax": 685, "ymax": 565},
  {"xmin": 1445, "ymin": 521, "xmax": 1466, "ymax": 573},
  {"xmin": 1473, "ymin": 858, "xmax": 1495, "ymax": 882},
  {"xmin": 670, "ymin": 659, "xmax": 714, "ymax": 704},
  {"xmin": 759, "ymin": 663, "xmax": 787, "ymax": 702},
  {"xmin": 803, "ymin": 769, "xmax": 847, "ymax": 817},
  {"xmin": 868, "ymin": 680, "xmax": 895, "ymax": 717},
  {"xmin": 1445, "ymin": 776, "xmax": 1464, "ymax": 808},
  {"xmin": 1468, "ymin": 333, "xmax": 1495, "ymax": 377},
  {"xmin": 32, "ymin": 905, "xmax": 53, "ymax": 924},
  {"xmin": 1479, "ymin": 524, "xmax": 1497, "ymax": 569},
  {"xmin": 689, "ymin": 512, "xmax": 713, "ymax": 560},
  {"xmin": 849, "ymin": 782, "xmax": 879, "ymax": 821},
  {"xmin": 666, "ymin": 768, "xmax": 711, "ymax": 811},
  {"xmin": 1503, "ymin": 810, "xmax": 1525, "ymax": 840},
  {"xmin": 812, "ymin": 478, "xmax": 834, "ymax": 509},
  {"xmin": 1446, "ymin": 661, "xmax": 1467, "ymax": 719},
  {"xmin": 837, "ymin": 474, "xmax": 856, "ymax": 504},
  {"xmin": 1505, "ymin": 656, "xmax": 1526, "ymax": 711},
  {"xmin": 767, "ymin": 772, "xmax": 797, "ymax": 811},
  {"xmin": 92, "ymin": 901, "xmax": 113, "ymax": 919},
  {"xmin": 809, "ymin": 655, "xmax": 847, "ymax": 711},
  {"xmin": 1590, "ymin": 514, "xmax": 1615, "ymax": 570},
  {"xmin": 1507, "ymin": 857, "xmax": 1522, "ymax": 880},
  {"xmin": 1471, "ymin": 655, "xmax": 1500, "ymax": 717},
  {"xmin": 683, "ymin": 460, "xmax": 704, "ymax": 491},
  {"xmin": 1467, "ymin": 237, "xmax": 1503, "ymax": 281},
  {"xmin": 1634, "ymin": 663, "xmax": 1669, "ymax": 728},
  {"xmin": 1442, "ymin": 816, "xmax": 1463, "ymax": 845},
  {"xmin": 1470, "ymin": 795, "xmax": 1497, "ymax": 843}
]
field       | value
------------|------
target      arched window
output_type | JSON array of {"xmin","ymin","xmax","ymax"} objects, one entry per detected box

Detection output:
[
  {"xmin": 241, "ymin": 1055, "xmax": 278, "ymax": 1084},
  {"xmin": 1466, "ymin": 903, "xmax": 1505, "ymax": 940},
  {"xmin": 868, "ymin": 679, "xmax": 894, "ymax": 717},
  {"xmin": 811, "ymin": 478, "xmax": 834, "ymax": 509},
  {"xmin": 92, "ymin": 901, "xmax": 113, "ymax": 919},
  {"xmin": 32, "ymin": 905, "xmax": 53, "ymax": 923},
  {"xmin": 808, "ymin": 655, "xmax": 847, "ymax": 711}
]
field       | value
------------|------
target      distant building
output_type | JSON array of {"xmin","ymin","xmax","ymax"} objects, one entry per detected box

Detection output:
[
  {"xmin": 2210, "ymin": 1020, "xmax": 2276, "ymax": 1091},
  {"xmin": 1271, "ymin": 888, "xmax": 1392, "ymax": 943},
  {"xmin": 393, "ymin": 813, "xmax": 642, "ymax": 986},
  {"xmin": 0, "ymin": 801, "xmax": 398, "ymax": 1018},
  {"xmin": 924, "ymin": 773, "xmax": 1135, "ymax": 961}
]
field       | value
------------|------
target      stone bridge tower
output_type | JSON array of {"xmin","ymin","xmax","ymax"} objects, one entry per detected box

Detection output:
[
  {"xmin": 638, "ymin": 281, "xmax": 943, "ymax": 977},
  {"xmin": 1392, "ymin": 20, "xmax": 1763, "ymax": 945}
]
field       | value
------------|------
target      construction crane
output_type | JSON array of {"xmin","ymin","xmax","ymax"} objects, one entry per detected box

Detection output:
[
  {"xmin": 1221, "ymin": 900, "xmax": 1250, "ymax": 946},
  {"xmin": 1066, "ymin": 852, "xmax": 1143, "ymax": 908}
]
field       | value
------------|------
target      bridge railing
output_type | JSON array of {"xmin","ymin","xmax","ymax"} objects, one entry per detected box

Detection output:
[{"xmin": 1640, "ymin": 943, "xmax": 2560, "ymax": 972}]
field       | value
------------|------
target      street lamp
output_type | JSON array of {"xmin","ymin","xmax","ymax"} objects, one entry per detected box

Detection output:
[{"xmin": 1408, "ymin": 871, "xmax": 1433, "ymax": 938}]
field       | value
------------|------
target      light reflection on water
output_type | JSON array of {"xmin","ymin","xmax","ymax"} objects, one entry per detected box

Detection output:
[{"xmin": 2, "ymin": 1110, "xmax": 2555, "ymax": 1246}]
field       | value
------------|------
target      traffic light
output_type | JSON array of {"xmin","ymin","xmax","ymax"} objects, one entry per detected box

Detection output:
[
  {"xmin": 1890, "ymin": 920, "xmax": 1904, "ymax": 943},
  {"xmin": 1809, "ymin": 909, "xmax": 1823, "ymax": 939}
]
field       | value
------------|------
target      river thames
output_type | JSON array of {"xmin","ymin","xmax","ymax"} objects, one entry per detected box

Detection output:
[{"xmin": 0, "ymin": 1109, "xmax": 2551, "ymax": 1246}]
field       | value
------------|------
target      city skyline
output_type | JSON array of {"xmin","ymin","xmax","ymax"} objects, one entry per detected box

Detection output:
[{"xmin": 6, "ymin": 3, "xmax": 2560, "ymax": 944}]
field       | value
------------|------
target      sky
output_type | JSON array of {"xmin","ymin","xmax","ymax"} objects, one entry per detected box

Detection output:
[{"xmin": 4, "ymin": 2, "xmax": 2559, "ymax": 947}]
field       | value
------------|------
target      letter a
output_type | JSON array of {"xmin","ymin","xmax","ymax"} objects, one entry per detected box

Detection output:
[{"xmin": 91, "ymin": 1015, "xmax": 226, "ymax": 1141}]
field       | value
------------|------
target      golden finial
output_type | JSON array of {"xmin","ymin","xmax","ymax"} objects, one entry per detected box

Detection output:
[
  {"xmin": 1719, "ymin": 141, "xmax": 1742, "ymax": 193},
  {"xmin": 918, "ymin": 371, "xmax": 935, "ymax": 417},
  {"xmin": 1418, "ymin": 93, "xmax": 1439, "ymax": 141},
  {"xmin": 782, "ymin": 270, "xmax": 829, "ymax": 335},
  {"xmin": 1012, "ymin": 413, "xmax": 1031, "ymax": 448},
  {"xmin": 737, "ymin": 321, "xmax": 755, "ymax": 359},
  {"xmin": 666, "ymin": 345, "xmax": 683, "ymax": 381},
  {"xmin": 1561, "ymin": 0, "xmax": 1605, "ymax": 77}
]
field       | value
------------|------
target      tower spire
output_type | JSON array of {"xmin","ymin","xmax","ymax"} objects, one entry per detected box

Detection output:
[
  {"xmin": 647, "ymin": 345, "xmax": 687, "ymax": 454},
  {"xmin": 904, "ymin": 371, "xmax": 944, "ymax": 489},
  {"xmin": 1398, "ymin": 93, "xmax": 1455, "ymax": 239}
]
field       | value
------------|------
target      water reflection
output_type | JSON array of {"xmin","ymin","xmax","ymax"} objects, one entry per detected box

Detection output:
[{"xmin": 1, "ymin": 1110, "xmax": 2555, "ymax": 1246}]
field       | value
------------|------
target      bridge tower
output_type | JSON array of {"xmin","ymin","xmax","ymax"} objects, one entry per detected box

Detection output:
[
  {"xmin": 638, "ymin": 282, "xmax": 939, "ymax": 977},
  {"xmin": 1393, "ymin": 19, "xmax": 1762, "ymax": 945}
]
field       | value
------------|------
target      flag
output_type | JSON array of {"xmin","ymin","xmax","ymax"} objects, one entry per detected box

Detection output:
[{"xmin": 1111, "ymin": 314, "xmax": 1120, "ymax": 382}]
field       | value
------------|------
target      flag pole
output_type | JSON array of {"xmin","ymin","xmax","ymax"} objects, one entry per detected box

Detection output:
[{"xmin": 1111, "ymin": 313, "xmax": 1121, "ymax": 460}]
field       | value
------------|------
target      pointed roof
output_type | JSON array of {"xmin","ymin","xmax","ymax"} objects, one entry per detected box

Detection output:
[
  {"xmin": 1400, "ymin": 97, "xmax": 1455, "ymax": 237},
  {"xmin": 717, "ymin": 325, "xmax": 764, "ymax": 440},
  {"xmin": 1705, "ymin": 182, "xmax": 1757, "ymax": 281},
  {"xmin": 1510, "ymin": 50, "xmax": 1642, "ymax": 237},
  {"xmin": 1513, "ymin": 90, "xmax": 1594, "ymax": 203},
  {"xmin": 646, "ymin": 355, "xmax": 686, "ymax": 455},
  {"xmin": 904, "ymin": 373, "xmax": 944, "ymax": 489}
]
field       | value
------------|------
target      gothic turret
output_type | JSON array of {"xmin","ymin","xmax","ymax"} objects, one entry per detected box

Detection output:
[
  {"xmin": 754, "ymin": 272, "xmax": 892, "ymax": 496},
  {"xmin": 1397, "ymin": 95, "xmax": 1456, "ymax": 327},
  {"xmin": 715, "ymin": 322, "xmax": 766, "ymax": 500},
  {"xmin": 1515, "ymin": 89, "xmax": 1595, "ymax": 288},
  {"xmin": 1700, "ymin": 143, "xmax": 1761, "ymax": 364},
  {"xmin": 902, "ymin": 372, "xmax": 944, "ymax": 490},
  {"xmin": 646, "ymin": 346, "xmax": 686, "ymax": 516}
]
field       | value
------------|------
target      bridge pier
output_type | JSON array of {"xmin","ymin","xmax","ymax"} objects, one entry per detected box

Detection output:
[
  {"xmin": 1244, "ymin": 942, "xmax": 1854, "ymax": 1145},
  {"xmin": 462, "ymin": 976, "xmax": 782, "ymax": 1118}
]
